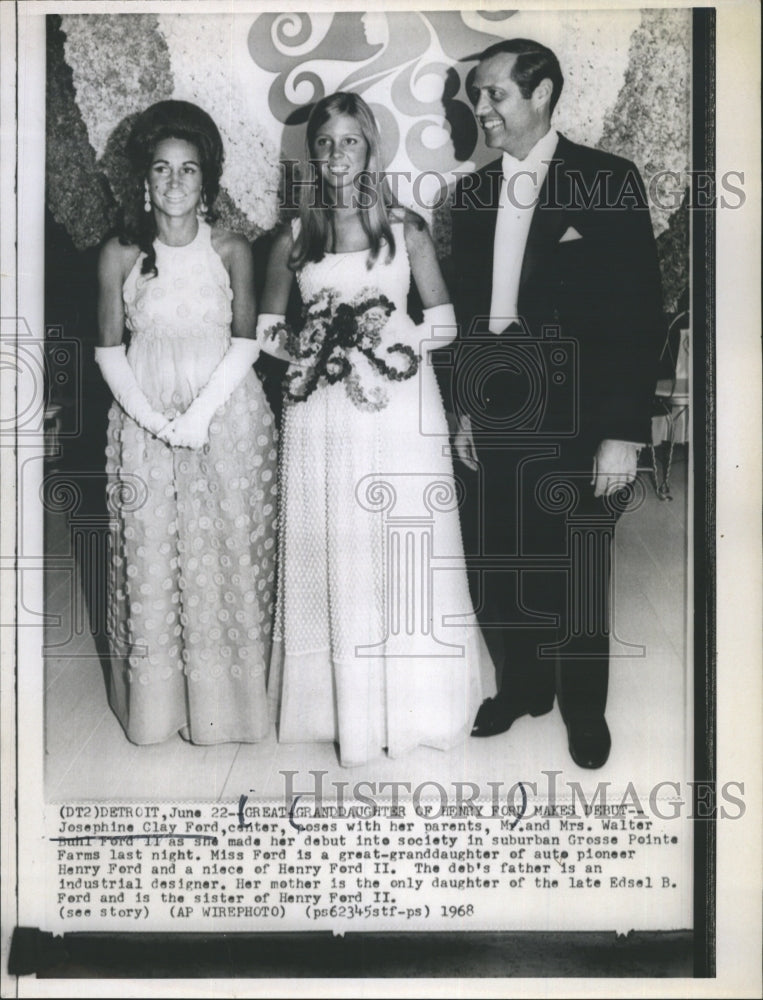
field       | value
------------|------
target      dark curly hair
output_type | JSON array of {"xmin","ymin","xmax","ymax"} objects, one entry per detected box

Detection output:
[{"xmin": 120, "ymin": 100, "xmax": 224, "ymax": 276}]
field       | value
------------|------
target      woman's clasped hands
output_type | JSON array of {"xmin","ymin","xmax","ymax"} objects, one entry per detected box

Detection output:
[
  {"xmin": 156, "ymin": 408, "xmax": 212, "ymax": 450},
  {"xmin": 156, "ymin": 336, "xmax": 262, "ymax": 449}
]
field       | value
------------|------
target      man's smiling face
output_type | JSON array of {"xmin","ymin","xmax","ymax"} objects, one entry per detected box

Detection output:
[{"xmin": 469, "ymin": 51, "xmax": 547, "ymax": 160}]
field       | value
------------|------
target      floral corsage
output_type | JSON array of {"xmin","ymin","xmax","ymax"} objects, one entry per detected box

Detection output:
[{"xmin": 283, "ymin": 289, "xmax": 420, "ymax": 412}]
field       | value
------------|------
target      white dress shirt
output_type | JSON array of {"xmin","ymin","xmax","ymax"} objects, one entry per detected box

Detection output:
[{"xmin": 489, "ymin": 128, "xmax": 559, "ymax": 334}]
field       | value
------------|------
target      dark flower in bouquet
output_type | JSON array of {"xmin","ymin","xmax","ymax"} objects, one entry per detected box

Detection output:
[{"xmin": 283, "ymin": 288, "xmax": 420, "ymax": 411}]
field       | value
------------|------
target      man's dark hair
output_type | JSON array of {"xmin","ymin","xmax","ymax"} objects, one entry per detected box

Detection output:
[{"xmin": 474, "ymin": 38, "xmax": 564, "ymax": 114}]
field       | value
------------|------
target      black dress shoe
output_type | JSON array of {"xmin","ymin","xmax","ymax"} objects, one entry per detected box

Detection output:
[
  {"xmin": 565, "ymin": 716, "xmax": 611, "ymax": 769},
  {"xmin": 471, "ymin": 697, "xmax": 528, "ymax": 738}
]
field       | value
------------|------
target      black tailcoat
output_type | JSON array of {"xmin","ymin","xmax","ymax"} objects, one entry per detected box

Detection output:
[
  {"xmin": 450, "ymin": 134, "xmax": 664, "ymax": 453},
  {"xmin": 448, "ymin": 134, "xmax": 665, "ymax": 718}
]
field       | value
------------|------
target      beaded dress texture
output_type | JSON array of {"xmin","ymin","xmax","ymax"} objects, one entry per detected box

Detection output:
[
  {"xmin": 105, "ymin": 221, "xmax": 278, "ymax": 744},
  {"xmin": 269, "ymin": 222, "xmax": 486, "ymax": 766}
]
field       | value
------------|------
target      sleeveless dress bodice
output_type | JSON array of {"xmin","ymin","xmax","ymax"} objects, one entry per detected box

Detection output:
[
  {"xmin": 296, "ymin": 232, "xmax": 410, "ymax": 314},
  {"xmin": 123, "ymin": 220, "xmax": 234, "ymax": 417}
]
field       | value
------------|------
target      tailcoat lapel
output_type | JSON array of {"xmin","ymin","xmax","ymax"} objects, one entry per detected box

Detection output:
[{"xmin": 517, "ymin": 137, "xmax": 572, "ymax": 308}]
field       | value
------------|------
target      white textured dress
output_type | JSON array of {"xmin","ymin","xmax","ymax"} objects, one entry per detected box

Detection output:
[
  {"xmin": 105, "ymin": 221, "xmax": 278, "ymax": 745},
  {"xmin": 268, "ymin": 223, "xmax": 486, "ymax": 766}
]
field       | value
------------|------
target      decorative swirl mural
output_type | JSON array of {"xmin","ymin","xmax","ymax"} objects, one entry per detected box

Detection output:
[{"xmin": 247, "ymin": 11, "xmax": 519, "ymax": 183}]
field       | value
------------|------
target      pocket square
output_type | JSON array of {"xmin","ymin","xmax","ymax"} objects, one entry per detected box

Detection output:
[{"xmin": 559, "ymin": 226, "xmax": 583, "ymax": 243}]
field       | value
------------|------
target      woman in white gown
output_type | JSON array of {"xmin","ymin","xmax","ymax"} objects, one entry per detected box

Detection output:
[
  {"xmin": 96, "ymin": 101, "xmax": 277, "ymax": 745},
  {"xmin": 260, "ymin": 92, "xmax": 490, "ymax": 766}
]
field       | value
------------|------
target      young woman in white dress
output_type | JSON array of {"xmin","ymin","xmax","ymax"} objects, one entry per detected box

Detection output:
[
  {"xmin": 96, "ymin": 101, "xmax": 277, "ymax": 745},
  {"xmin": 260, "ymin": 92, "xmax": 490, "ymax": 767}
]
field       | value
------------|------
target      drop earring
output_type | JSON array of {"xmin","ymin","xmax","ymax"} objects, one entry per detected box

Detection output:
[
  {"xmin": 144, "ymin": 184, "xmax": 151, "ymax": 213},
  {"xmin": 197, "ymin": 194, "xmax": 208, "ymax": 218}
]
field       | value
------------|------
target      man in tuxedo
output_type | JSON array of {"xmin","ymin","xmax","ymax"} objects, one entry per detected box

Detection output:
[{"xmin": 449, "ymin": 38, "xmax": 664, "ymax": 767}]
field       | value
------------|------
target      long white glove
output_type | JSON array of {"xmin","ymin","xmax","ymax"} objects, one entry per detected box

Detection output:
[
  {"xmin": 420, "ymin": 303, "xmax": 458, "ymax": 351},
  {"xmin": 94, "ymin": 344, "xmax": 169, "ymax": 436},
  {"xmin": 256, "ymin": 313, "xmax": 296, "ymax": 364},
  {"xmin": 397, "ymin": 303, "xmax": 458, "ymax": 354},
  {"xmin": 159, "ymin": 337, "xmax": 260, "ymax": 449}
]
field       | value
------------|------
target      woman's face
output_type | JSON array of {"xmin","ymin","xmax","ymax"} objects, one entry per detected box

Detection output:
[
  {"xmin": 146, "ymin": 137, "xmax": 203, "ymax": 219},
  {"xmin": 311, "ymin": 113, "xmax": 369, "ymax": 192}
]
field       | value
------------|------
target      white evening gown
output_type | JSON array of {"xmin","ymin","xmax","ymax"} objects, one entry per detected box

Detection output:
[
  {"xmin": 105, "ymin": 221, "xmax": 278, "ymax": 744},
  {"xmin": 268, "ymin": 221, "xmax": 490, "ymax": 766}
]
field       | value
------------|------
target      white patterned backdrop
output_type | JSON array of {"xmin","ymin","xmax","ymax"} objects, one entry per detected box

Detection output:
[{"xmin": 47, "ymin": 9, "xmax": 691, "ymax": 309}]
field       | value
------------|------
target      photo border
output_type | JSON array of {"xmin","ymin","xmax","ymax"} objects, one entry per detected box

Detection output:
[{"xmin": 2, "ymin": 0, "xmax": 759, "ymax": 993}]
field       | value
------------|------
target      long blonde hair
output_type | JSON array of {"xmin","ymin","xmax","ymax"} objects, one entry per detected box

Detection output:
[{"xmin": 289, "ymin": 92, "xmax": 396, "ymax": 271}]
